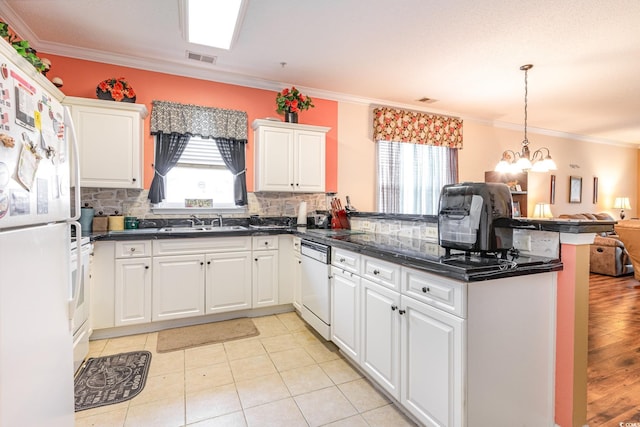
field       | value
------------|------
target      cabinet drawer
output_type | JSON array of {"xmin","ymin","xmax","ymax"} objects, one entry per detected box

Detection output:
[
  {"xmin": 332, "ymin": 247, "xmax": 360, "ymax": 274},
  {"xmin": 115, "ymin": 240, "xmax": 151, "ymax": 258},
  {"xmin": 253, "ymin": 235, "xmax": 279, "ymax": 250},
  {"xmin": 401, "ymin": 266, "xmax": 466, "ymax": 317},
  {"xmin": 361, "ymin": 255, "xmax": 400, "ymax": 291},
  {"xmin": 153, "ymin": 237, "xmax": 251, "ymax": 255}
]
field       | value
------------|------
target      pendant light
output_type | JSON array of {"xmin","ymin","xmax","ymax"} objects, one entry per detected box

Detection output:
[{"xmin": 495, "ymin": 64, "xmax": 557, "ymax": 173}]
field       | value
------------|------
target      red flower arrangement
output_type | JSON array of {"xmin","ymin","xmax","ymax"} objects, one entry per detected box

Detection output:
[
  {"xmin": 275, "ymin": 86, "xmax": 314, "ymax": 114},
  {"xmin": 96, "ymin": 77, "xmax": 136, "ymax": 102}
]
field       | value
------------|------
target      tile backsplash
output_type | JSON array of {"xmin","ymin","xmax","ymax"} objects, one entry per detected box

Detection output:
[{"xmin": 79, "ymin": 188, "xmax": 329, "ymax": 219}]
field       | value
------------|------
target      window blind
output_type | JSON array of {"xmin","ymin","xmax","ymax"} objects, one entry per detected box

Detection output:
[{"xmin": 177, "ymin": 137, "xmax": 225, "ymax": 167}]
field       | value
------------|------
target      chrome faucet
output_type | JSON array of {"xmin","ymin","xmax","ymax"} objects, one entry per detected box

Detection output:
[
  {"xmin": 190, "ymin": 215, "xmax": 205, "ymax": 226},
  {"xmin": 211, "ymin": 214, "xmax": 223, "ymax": 227}
]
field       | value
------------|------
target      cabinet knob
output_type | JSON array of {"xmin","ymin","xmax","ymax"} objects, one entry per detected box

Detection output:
[
  {"xmin": 130, "ymin": 247, "xmax": 136, "ymax": 252},
  {"xmin": 298, "ymin": 260, "xmax": 302, "ymax": 264},
  {"xmin": 340, "ymin": 258, "xmax": 346, "ymax": 262},
  {"xmin": 296, "ymin": 183, "xmax": 299, "ymax": 187},
  {"xmin": 255, "ymin": 258, "xmax": 258, "ymax": 261},
  {"xmin": 422, "ymin": 286, "xmax": 430, "ymax": 293},
  {"xmin": 290, "ymin": 183, "xmax": 294, "ymax": 187},
  {"xmin": 264, "ymin": 241, "xmax": 269, "ymax": 246},
  {"xmin": 207, "ymin": 261, "xmax": 211, "ymax": 265},
  {"xmin": 399, "ymin": 309, "xmax": 406, "ymax": 315},
  {"xmin": 200, "ymin": 262, "xmax": 204, "ymax": 266},
  {"xmin": 145, "ymin": 265, "xmax": 149, "ymax": 270},
  {"xmin": 391, "ymin": 305, "xmax": 398, "ymax": 311},
  {"xmin": 373, "ymin": 269, "xmax": 380, "ymax": 275},
  {"xmin": 132, "ymin": 178, "xmax": 136, "ymax": 182}
]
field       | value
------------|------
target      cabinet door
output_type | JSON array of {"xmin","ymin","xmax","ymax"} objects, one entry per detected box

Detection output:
[
  {"xmin": 205, "ymin": 252, "xmax": 252, "ymax": 314},
  {"xmin": 91, "ymin": 241, "xmax": 115, "ymax": 329},
  {"xmin": 331, "ymin": 267, "xmax": 360, "ymax": 362},
  {"xmin": 71, "ymin": 104, "xmax": 143, "ymax": 189},
  {"xmin": 255, "ymin": 126, "xmax": 294, "ymax": 191},
  {"xmin": 152, "ymin": 254, "xmax": 205, "ymax": 321},
  {"xmin": 115, "ymin": 258, "xmax": 151, "ymax": 326},
  {"xmin": 293, "ymin": 253, "xmax": 302, "ymax": 311},
  {"xmin": 252, "ymin": 250, "xmax": 279, "ymax": 308},
  {"xmin": 401, "ymin": 296, "xmax": 464, "ymax": 427},
  {"xmin": 294, "ymin": 130, "xmax": 325, "ymax": 192},
  {"xmin": 361, "ymin": 278, "xmax": 401, "ymax": 399}
]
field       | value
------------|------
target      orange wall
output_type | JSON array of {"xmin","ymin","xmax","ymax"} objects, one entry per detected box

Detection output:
[{"xmin": 42, "ymin": 53, "xmax": 339, "ymax": 192}]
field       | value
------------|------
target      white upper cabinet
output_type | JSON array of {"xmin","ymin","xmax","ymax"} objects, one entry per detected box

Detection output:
[
  {"xmin": 64, "ymin": 96, "xmax": 148, "ymax": 189},
  {"xmin": 252, "ymin": 119, "xmax": 330, "ymax": 193}
]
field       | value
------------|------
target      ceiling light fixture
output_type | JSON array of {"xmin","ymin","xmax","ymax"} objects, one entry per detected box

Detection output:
[
  {"xmin": 495, "ymin": 64, "xmax": 557, "ymax": 174},
  {"xmin": 187, "ymin": 0, "xmax": 245, "ymax": 50}
]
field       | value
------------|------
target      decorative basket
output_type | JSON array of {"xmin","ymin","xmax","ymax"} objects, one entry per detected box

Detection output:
[{"xmin": 96, "ymin": 77, "xmax": 136, "ymax": 103}]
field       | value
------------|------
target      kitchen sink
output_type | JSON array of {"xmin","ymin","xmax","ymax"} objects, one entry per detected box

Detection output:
[{"xmin": 159, "ymin": 225, "xmax": 248, "ymax": 232}]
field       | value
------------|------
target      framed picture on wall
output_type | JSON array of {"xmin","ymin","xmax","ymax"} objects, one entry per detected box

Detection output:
[
  {"xmin": 512, "ymin": 201, "xmax": 521, "ymax": 217},
  {"xmin": 569, "ymin": 176, "xmax": 582, "ymax": 203}
]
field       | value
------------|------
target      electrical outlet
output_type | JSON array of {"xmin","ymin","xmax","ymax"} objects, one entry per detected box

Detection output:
[{"xmin": 361, "ymin": 220, "xmax": 371, "ymax": 231}]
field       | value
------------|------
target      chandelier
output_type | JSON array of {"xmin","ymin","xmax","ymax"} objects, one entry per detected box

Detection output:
[{"xmin": 494, "ymin": 64, "xmax": 557, "ymax": 173}]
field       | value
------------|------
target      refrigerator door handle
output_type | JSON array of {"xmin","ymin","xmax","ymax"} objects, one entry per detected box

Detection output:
[
  {"xmin": 68, "ymin": 220, "xmax": 83, "ymax": 321},
  {"xmin": 64, "ymin": 106, "xmax": 81, "ymax": 221}
]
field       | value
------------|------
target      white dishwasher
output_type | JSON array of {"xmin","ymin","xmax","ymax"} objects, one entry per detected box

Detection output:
[{"xmin": 300, "ymin": 239, "xmax": 332, "ymax": 340}]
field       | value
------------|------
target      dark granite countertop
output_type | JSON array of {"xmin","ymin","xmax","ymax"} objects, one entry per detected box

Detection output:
[
  {"xmin": 296, "ymin": 229, "xmax": 562, "ymax": 282},
  {"xmin": 89, "ymin": 225, "xmax": 562, "ymax": 282}
]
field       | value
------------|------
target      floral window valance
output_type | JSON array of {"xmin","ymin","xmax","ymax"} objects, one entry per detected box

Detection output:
[
  {"xmin": 373, "ymin": 107, "xmax": 463, "ymax": 149},
  {"xmin": 150, "ymin": 100, "xmax": 248, "ymax": 140}
]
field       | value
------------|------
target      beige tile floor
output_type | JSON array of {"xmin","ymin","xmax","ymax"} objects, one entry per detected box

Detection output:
[{"xmin": 75, "ymin": 312, "xmax": 418, "ymax": 427}]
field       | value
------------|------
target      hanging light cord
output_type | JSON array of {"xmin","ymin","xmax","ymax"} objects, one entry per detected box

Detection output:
[{"xmin": 521, "ymin": 64, "xmax": 532, "ymax": 148}]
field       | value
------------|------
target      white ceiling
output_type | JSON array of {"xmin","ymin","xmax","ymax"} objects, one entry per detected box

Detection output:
[{"xmin": 2, "ymin": 0, "xmax": 639, "ymax": 145}]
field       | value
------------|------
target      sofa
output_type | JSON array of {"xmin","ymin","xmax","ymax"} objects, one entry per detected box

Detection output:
[
  {"xmin": 613, "ymin": 219, "xmax": 640, "ymax": 280},
  {"xmin": 559, "ymin": 213, "xmax": 634, "ymax": 277}
]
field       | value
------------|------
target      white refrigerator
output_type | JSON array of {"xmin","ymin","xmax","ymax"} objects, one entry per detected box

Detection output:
[{"xmin": 0, "ymin": 38, "xmax": 79, "ymax": 426}]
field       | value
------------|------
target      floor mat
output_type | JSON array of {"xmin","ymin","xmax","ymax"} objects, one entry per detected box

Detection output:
[
  {"xmin": 74, "ymin": 351, "xmax": 151, "ymax": 412},
  {"xmin": 156, "ymin": 317, "xmax": 260, "ymax": 353}
]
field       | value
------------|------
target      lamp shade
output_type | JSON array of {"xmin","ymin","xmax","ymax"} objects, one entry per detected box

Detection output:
[
  {"xmin": 613, "ymin": 197, "xmax": 631, "ymax": 210},
  {"xmin": 532, "ymin": 203, "xmax": 553, "ymax": 218}
]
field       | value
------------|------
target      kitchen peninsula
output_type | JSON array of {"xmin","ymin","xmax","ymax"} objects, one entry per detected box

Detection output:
[{"xmin": 85, "ymin": 212, "xmax": 607, "ymax": 427}]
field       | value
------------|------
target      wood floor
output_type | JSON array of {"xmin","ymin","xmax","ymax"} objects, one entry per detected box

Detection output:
[{"xmin": 587, "ymin": 273, "xmax": 640, "ymax": 426}]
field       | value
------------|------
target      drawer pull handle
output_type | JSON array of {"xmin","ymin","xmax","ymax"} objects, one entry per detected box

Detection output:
[
  {"xmin": 391, "ymin": 305, "xmax": 398, "ymax": 311},
  {"xmin": 422, "ymin": 286, "xmax": 430, "ymax": 293},
  {"xmin": 373, "ymin": 269, "xmax": 380, "ymax": 275},
  {"xmin": 340, "ymin": 258, "xmax": 346, "ymax": 262},
  {"xmin": 399, "ymin": 309, "xmax": 406, "ymax": 315}
]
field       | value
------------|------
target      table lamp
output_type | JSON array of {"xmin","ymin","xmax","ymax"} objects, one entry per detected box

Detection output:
[
  {"xmin": 532, "ymin": 203, "xmax": 553, "ymax": 218},
  {"xmin": 613, "ymin": 197, "xmax": 631, "ymax": 219}
]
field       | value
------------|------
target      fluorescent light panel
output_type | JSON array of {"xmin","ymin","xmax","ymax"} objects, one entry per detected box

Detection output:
[{"xmin": 187, "ymin": 0, "xmax": 243, "ymax": 50}]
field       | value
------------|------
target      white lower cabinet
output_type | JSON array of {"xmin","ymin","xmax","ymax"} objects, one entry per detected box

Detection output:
[
  {"xmin": 115, "ymin": 258, "xmax": 151, "ymax": 326},
  {"xmin": 252, "ymin": 250, "xmax": 279, "ymax": 307},
  {"xmin": 252, "ymin": 236, "xmax": 279, "ymax": 308},
  {"xmin": 152, "ymin": 254, "xmax": 205, "ymax": 321},
  {"xmin": 360, "ymin": 278, "xmax": 402, "ymax": 399},
  {"xmin": 205, "ymin": 252, "xmax": 252, "ymax": 314},
  {"xmin": 330, "ymin": 266, "xmax": 360, "ymax": 361},
  {"xmin": 401, "ymin": 295, "xmax": 464, "ymax": 427}
]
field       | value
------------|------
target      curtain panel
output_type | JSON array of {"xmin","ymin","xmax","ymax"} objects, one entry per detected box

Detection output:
[
  {"xmin": 373, "ymin": 107, "xmax": 463, "ymax": 148},
  {"xmin": 150, "ymin": 100, "xmax": 248, "ymax": 140}
]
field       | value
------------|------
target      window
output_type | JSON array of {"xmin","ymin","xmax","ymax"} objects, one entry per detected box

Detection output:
[
  {"xmin": 160, "ymin": 136, "xmax": 238, "ymax": 210},
  {"xmin": 377, "ymin": 141, "xmax": 457, "ymax": 215}
]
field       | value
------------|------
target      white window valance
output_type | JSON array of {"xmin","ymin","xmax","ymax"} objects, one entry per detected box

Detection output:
[{"xmin": 150, "ymin": 100, "xmax": 248, "ymax": 140}]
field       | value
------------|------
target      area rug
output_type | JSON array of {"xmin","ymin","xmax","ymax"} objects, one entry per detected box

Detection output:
[
  {"xmin": 156, "ymin": 318, "xmax": 259, "ymax": 353},
  {"xmin": 74, "ymin": 350, "xmax": 151, "ymax": 412}
]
